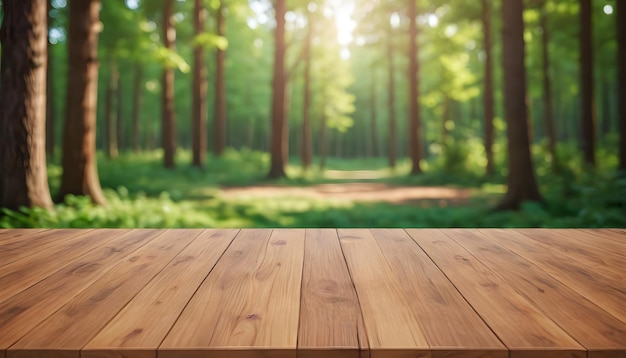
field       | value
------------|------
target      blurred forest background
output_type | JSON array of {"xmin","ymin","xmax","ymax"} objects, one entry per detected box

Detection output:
[{"xmin": 0, "ymin": 0, "xmax": 625, "ymax": 228}]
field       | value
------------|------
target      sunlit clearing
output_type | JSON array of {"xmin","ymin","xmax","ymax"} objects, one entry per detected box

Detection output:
[
  {"xmin": 603, "ymin": 5, "xmax": 614, "ymax": 15},
  {"xmin": 340, "ymin": 48, "xmax": 351, "ymax": 60}
]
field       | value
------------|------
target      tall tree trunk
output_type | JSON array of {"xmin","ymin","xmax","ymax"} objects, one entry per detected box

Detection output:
[
  {"xmin": 105, "ymin": 61, "xmax": 119, "ymax": 159},
  {"xmin": 131, "ymin": 63, "xmax": 143, "ymax": 152},
  {"xmin": 192, "ymin": 0, "xmax": 207, "ymax": 168},
  {"xmin": 580, "ymin": 0, "xmax": 596, "ymax": 166},
  {"xmin": 369, "ymin": 65, "xmax": 378, "ymax": 157},
  {"xmin": 498, "ymin": 0, "xmax": 542, "ymax": 210},
  {"xmin": 540, "ymin": 2, "xmax": 559, "ymax": 173},
  {"xmin": 57, "ymin": 0, "xmax": 106, "ymax": 205},
  {"xmin": 320, "ymin": 114, "xmax": 328, "ymax": 171},
  {"xmin": 116, "ymin": 70, "xmax": 124, "ymax": 152},
  {"xmin": 214, "ymin": 1, "xmax": 227, "ymax": 155},
  {"xmin": 301, "ymin": 19, "xmax": 313, "ymax": 171},
  {"xmin": 481, "ymin": 0, "xmax": 495, "ymax": 177},
  {"xmin": 408, "ymin": 0, "xmax": 422, "ymax": 175},
  {"xmin": 162, "ymin": 0, "xmax": 176, "ymax": 168},
  {"xmin": 268, "ymin": 0, "xmax": 287, "ymax": 179},
  {"xmin": 387, "ymin": 27, "xmax": 396, "ymax": 170},
  {"xmin": 0, "ymin": 0, "xmax": 53, "ymax": 210},
  {"xmin": 618, "ymin": 0, "xmax": 626, "ymax": 172},
  {"xmin": 45, "ymin": 0, "xmax": 55, "ymax": 159}
]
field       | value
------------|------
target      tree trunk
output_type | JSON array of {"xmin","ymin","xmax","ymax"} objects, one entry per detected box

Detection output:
[
  {"xmin": 0, "ymin": 0, "xmax": 53, "ymax": 211},
  {"xmin": 131, "ymin": 62, "xmax": 143, "ymax": 152},
  {"xmin": 618, "ymin": 1, "xmax": 626, "ymax": 172},
  {"xmin": 301, "ymin": 18, "xmax": 313, "ymax": 171},
  {"xmin": 57, "ymin": 0, "xmax": 106, "ymax": 205},
  {"xmin": 162, "ymin": 0, "xmax": 176, "ymax": 168},
  {"xmin": 268, "ymin": 0, "xmax": 287, "ymax": 179},
  {"xmin": 105, "ymin": 61, "xmax": 119, "ymax": 159},
  {"xmin": 116, "ymin": 69, "xmax": 124, "ymax": 152},
  {"xmin": 580, "ymin": 0, "xmax": 596, "ymax": 166},
  {"xmin": 387, "ymin": 27, "xmax": 396, "ymax": 170},
  {"xmin": 408, "ymin": 0, "xmax": 422, "ymax": 175},
  {"xmin": 320, "ymin": 115, "xmax": 328, "ymax": 171},
  {"xmin": 45, "ymin": 0, "xmax": 55, "ymax": 159},
  {"xmin": 540, "ymin": 2, "xmax": 559, "ymax": 173},
  {"xmin": 369, "ymin": 66, "xmax": 378, "ymax": 158},
  {"xmin": 498, "ymin": 0, "xmax": 542, "ymax": 210},
  {"xmin": 192, "ymin": 0, "xmax": 207, "ymax": 168},
  {"xmin": 214, "ymin": 1, "xmax": 227, "ymax": 155},
  {"xmin": 481, "ymin": 0, "xmax": 495, "ymax": 177}
]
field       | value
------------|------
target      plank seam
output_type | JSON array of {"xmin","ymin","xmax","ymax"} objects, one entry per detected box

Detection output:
[{"xmin": 154, "ymin": 228, "xmax": 241, "ymax": 356}]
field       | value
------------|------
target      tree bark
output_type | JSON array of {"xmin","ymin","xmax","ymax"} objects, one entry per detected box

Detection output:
[
  {"xmin": 268, "ymin": 0, "xmax": 288, "ymax": 179},
  {"xmin": 105, "ymin": 61, "xmax": 119, "ymax": 159},
  {"xmin": 387, "ymin": 26, "xmax": 396, "ymax": 170},
  {"xmin": 498, "ymin": 0, "xmax": 542, "ymax": 210},
  {"xmin": 540, "ymin": 2, "xmax": 559, "ymax": 173},
  {"xmin": 131, "ymin": 63, "xmax": 143, "ymax": 152},
  {"xmin": 481, "ymin": 0, "xmax": 495, "ymax": 177},
  {"xmin": 580, "ymin": 0, "xmax": 596, "ymax": 166},
  {"xmin": 214, "ymin": 1, "xmax": 227, "ymax": 155},
  {"xmin": 618, "ymin": 1, "xmax": 626, "ymax": 172},
  {"xmin": 45, "ymin": 0, "xmax": 55, "ymax": 158},
  {"xmin": 57, "ymin": 0, "xmax": 106, "ymax": 205},
  {"xmin": 192, "ymin": 0, "xmax": 208, "ymax": 168},
  {"xmin": 162, "ymin": 0, "xmax": 176, "ymax": 168},
  {"xmin": 301, "ymin": 18, "xmax": 313, "ymax": 171},
  {"xmin": 0, "ymin": 0, "xmax": 53, "ymax": 211},
  {"xmin": 408, "ymin": 0, "xmax": 422, "ymax": 175}
]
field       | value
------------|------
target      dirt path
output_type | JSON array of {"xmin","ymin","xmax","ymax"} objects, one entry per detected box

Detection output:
[{"xmin": 220, "ymin": 183, "xmax": 471, "ymax": 205}]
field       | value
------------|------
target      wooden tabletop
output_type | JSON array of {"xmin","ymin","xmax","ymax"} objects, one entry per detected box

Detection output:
[{"xmin": 0, "ymin": 229, "xmax": 624, "ymax": 358}]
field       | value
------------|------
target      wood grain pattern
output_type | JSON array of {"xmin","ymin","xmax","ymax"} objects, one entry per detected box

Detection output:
[
  {"xmin": 0, "ymin": 229, "xmax": 125, "ymax": 303},
  {"xmin": 574, "ymin": 229, "xmax": 626, "ymax": 256},
  {"xmin": 0, "ymin": 229, "xmax": 159, "ymax": 353},
  {"xmin": 405, "ymin": 229, "xmax": 585, "ymax": 358},
  {"xmin": 0, "ymin": 229, "xmax": 91, "ymax": 267},
  {"xmin": 9, "ymin": 229, "xmax": 201, "ymax": 358},
  {"xmin": 159, "ymin": 229, "xmax": 305, "ymax": 358},
  {"xmin": 479, "ymin": 229, "xmax": 626, "ymax": 323},
  {"xmin": 83, "ymin": 229, "xmax": 239, "ymax": 358},
  {"xmin": 446, "ymin": 229, "xmax": 626, "ymax": 358},
  {"xmin": 298, "ymin": 229, "xmax": 360, "ymax": 358},
  {"xmin": 338, "ymin": 229, "xmax": 430, "ymax": 358},
  {"xmin": 0, "ymin": 229, "xmax": 47, "ymax": 241},
  {"xmin": 370, "ymin": 229, "xmax": 506, "ymax": 358}
]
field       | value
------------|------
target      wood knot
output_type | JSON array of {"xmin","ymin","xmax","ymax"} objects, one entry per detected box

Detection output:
[
  {"xmin": 244, "ymin": 314, "xmax": 260, "ymax": 320},
  {"xmin": 272, "ymin": 240, "xmax": 287, "ymax": 246}
]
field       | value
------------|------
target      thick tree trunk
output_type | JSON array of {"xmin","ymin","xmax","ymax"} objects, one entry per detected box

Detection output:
[
  {"xmin": 580, "ymin": 0, "xmax": 596, "ymax": 166},
  {"xmin": 387, "ymin": 27, "xmax": 396, "ymax": 170},
  {"xmin": 192, "ymin": 0, "xmax": 207, "ymax": 168},
  {"xmin": 105, "ymin": 61, "xmax": 119, "ymax": 159},
  {"xmin": 57, "ymin": 0, "xmax": 106, "ymax": 205},
  {"xmin": 45, "ymin": 0, "xmax": 55, "ymax": 158},
  {"xmin": 214, "ymin": 1, "xmax": 227, "ymax": 155},
  {"xmin": 408, "ymin": 0, "xmax": 422, "ymax": 175},
  {"xmin": 498, "ymin": 0, "xmax": 542, "ymax": 210},
  {"xmin": 618, "ymin": 1, "xmax": 626, "ymax": 172},
  {"xmin": 540, "ymin": 2, "xmax": 559, "ymax": 173},
  {"xmin": 268, "ymin": 0, "xmax": 287, "ymax": 179},
  {"xmin": 301, "ymin": 20, "xmax": 312, "ymax": 170},
  {"xmin": 162, "ymin": 0, "xmax": 176, "ymax": 168},
  {"xmin": 131, "ymin": 63, "xmax": 143, "ymax": 152},
  {"xmin": 481, "ymin": 0, "xmax": 495, "ymax": 177},
  {"xmin": 0, "ymin": 0, "xmax": 53, "ymax": 210}
]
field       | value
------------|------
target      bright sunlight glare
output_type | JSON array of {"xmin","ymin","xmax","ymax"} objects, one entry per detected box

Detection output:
[{"xmin": 603, "ymin": 5, "xmax": 614, "ymax": 15}]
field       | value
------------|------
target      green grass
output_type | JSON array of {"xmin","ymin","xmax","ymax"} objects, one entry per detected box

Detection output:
[{"xmin": 2, "ymin": 143, "xmax": 625, "ymax": 228}]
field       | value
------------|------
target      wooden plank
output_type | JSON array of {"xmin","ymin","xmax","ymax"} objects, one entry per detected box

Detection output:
[
  {"xmin": 337, "ymin": 229, "xmax": 430, "ymax": 358},
  {"xmin": 370, "ymin": 229, "xmax": 506, "ymax": 358},
  {"xmin": 0, "ymin": 229, "xmax": 160, "ymax": 354},
  {"xmin": 159, "ymin": 229, "xmax": 305, "ymax": 358},
  {"xmin": 405, "ymin": 229, "xmax": 585, "ymax": 358},
  {"xmin": 8, "ymin": 229, "xmax": 201, "ymax": 358},
  {"xmin": 446, "ymin": 229, "xmax": 626, "ymax": 358},
  {"xmin": 479, "ymin": 229, "xmax": 626, "ymax": 323},
  {"xmin": 576, "ymin": 229, "xmax": 626, "ymax": 254},
  {"xmin": 297, "ymin": 229, "xmax": 360, "ymax": 358},
  {"xmin": 516, "ymin": 229, "xmax": 626, "ymax": 279},
  {"xmin": 0, "ymin": 229, "xmax": 123, "ymax": 303},
  {"xmin": 0, "ymin": 229, "xmax": 47, "ymax": 240},
  {"xmin": 82, "ymin": 229, "xmax": 239, "ymax": 358},
  {"xmin": 0, "ymin": 229, "xmax": 91, "ymax": 267}
]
